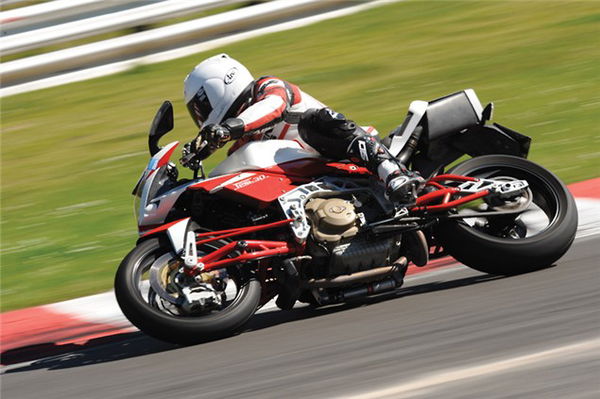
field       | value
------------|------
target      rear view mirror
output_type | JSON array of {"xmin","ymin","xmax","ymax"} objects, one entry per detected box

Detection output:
[{"xmin": 148, "ymin": 101, "xmax": 174, "ymax": 156}]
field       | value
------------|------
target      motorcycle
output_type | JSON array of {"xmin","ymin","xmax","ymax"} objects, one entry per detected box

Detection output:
[{"xmin": 115, "ymin": 89, "xmax": 577, "ymax": 344}]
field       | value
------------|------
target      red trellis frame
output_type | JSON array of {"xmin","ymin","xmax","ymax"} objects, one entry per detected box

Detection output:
[
  {"xmin": 412, "ymin": 174, "xmax": 489, "ymax": 212},
  {"xmin": 189, "ymin": 218, "xmax": 299, "ymax": 273},
  {"xmin": 186, "ymin": 174, "xmax": 490, "ymax": 272}
]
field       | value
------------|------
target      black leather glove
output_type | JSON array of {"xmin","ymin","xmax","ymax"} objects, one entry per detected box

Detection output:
[
  {"xmin": 201, "ymin": 124, "xmax": 232, "ymax": 149},
  {"xmin": 181, "ymin": 118, "xmax": 245, "ymax": 169},
  {"xmin": 180, "ymin": 141, "xmax": 207, "ymax": 169},
  {"xmin": 201, "ymin": 118, "xmax": 245, "ymax": 147},
  {"xmin": 181, "ymin": 127, "xmax": 220, "ymax": 168}
]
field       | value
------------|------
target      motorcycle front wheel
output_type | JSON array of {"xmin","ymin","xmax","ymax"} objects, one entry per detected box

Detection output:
[
  {"xmin": 435, "ymin": 155, "xmax": 578, "ymax": 275},
  {"xmin": 115, "ymin": 236, "xmax": 261, "ymax": 344}
]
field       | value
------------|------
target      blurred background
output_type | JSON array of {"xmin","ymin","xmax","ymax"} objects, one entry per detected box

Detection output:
[{"xmin": 1, "ymin": 0, "xmax": 598, "ymax": 311}]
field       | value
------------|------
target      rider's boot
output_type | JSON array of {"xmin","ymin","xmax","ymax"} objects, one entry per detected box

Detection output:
[
  {"xmin": 297, "ymin": 108, "xmax": 425, "ymax": 206},
  {"xmin": 377, "ymin": 159, "xmax": 425, "ymax": 206},
  {"xmin": 348, "ymin": 135, "xmax": 425, "ymax": 206}
]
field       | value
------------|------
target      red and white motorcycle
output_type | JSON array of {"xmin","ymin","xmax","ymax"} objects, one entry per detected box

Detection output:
[{"xmin": 115, "ymin": 90, "xmax": 577, "ymax": 344}]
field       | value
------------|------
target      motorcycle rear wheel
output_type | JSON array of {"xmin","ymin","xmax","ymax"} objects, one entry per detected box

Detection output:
[
  {"xmin": 435, "ymin": 155, "xmax": 577, "ymax": 275},
  {"xmin": 115, "ymin": 237, "xmax": 261, "ymax": 344}
]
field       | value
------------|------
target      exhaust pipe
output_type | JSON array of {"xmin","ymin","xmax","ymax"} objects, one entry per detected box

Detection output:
[
  {"xmin": 303, "ymin": 257, "xmax": 407, "ymax": 288},
  {"xmin": 317, "ymin": 275, "xmax": 404, "ymax": 305}
]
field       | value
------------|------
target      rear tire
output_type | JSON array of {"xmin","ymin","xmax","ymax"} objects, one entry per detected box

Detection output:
[
  {"xmin": 115, "ymin": 238, "xmax": 261, "ymax": 344},
  {"xmin": 436, "ymin": 155, "xmax": 577, "ymax": 275}
]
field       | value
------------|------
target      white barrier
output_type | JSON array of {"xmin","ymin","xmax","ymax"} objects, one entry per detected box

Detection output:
[
  {"xmin": 1, "ymin": 0, "xmax": 396, "ymax": 98},
  {"xmin": 0, "ymin": 0, "xmax": 346, "ymax": 85},
  {"xmin": 1, "ymin": 0, "xmax": 253, "ymax": 55},
  {"xmin": 0, "ymin": 0, "xmax": 143, "ymax": 30}
]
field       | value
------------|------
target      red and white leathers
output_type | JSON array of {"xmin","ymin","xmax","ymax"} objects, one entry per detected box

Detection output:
[
  {"xmin": 184, "ymin": 54, "xmax": 423, "ymax": 204},
  {"xmin": 226, "ymin": 76, "xmax": 379, "ymax": 155},
  {"xmin": 221, "ymin": 76, "xmax": 423, "ymax": 204}
]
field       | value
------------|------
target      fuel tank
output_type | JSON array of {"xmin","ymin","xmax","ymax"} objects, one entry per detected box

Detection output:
[
  {"xmin": 189, "ymin": 140, "xmax": 370, "ymax": 208},
  {"xmin": 208, "ymin": 140, "xmax": 322, "ymax": 178}
]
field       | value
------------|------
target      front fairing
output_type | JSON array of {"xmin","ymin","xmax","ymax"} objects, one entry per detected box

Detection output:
[
  {"xmin": 135, "ymin": 166, "xmax": 170, "ymax": 224},
  {"xmin": 133, "ymin": 142, "xmax": 184, "ymax": 229}
]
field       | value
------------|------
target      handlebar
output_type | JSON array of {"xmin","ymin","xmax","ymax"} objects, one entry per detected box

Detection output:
[
  {"xmin": 180, "ymin": 139, "xmax": 207, "ymax": 170},
  {"xmin": 180, "ymin": 123, "xmax": 233, "ymax": 169}
]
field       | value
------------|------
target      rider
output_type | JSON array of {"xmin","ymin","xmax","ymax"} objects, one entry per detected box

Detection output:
[{"xmin": 183, "ymin": 53, "xmax": 423, "ymax": 204}]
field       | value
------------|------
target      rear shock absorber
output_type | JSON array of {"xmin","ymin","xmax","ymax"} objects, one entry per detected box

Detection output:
[{"xmin": 398, "ymin": 126, "xmax": 423, "ymax": 165}]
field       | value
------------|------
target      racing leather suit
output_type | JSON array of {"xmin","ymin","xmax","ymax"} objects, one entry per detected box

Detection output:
[{"xmin": 198, "ymin": 76, "xmax": 421, "ymax": 203}]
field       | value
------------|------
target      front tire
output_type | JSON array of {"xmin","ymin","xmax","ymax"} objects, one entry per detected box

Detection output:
[
  {"xmin": 115, "ymin": 237, "xmax": 261, "ymax": 344},
  {"xmin": 436, "ymin": 155, "xmax": 577, "ymax": 275}
]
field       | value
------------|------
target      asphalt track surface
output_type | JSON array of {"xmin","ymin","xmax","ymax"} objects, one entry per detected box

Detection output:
[{"xmin": 2, "ymin": 236, "xmax": 599, "ymax": 398}]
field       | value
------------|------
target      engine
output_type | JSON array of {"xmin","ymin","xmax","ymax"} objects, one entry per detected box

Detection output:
[
  {"xmin": 305, "ymin": 197, "xmax": 402, "ymax": 276},
  {"xmin": 305, "ymin": 198, "xmax": 359, "ymax": 243}
]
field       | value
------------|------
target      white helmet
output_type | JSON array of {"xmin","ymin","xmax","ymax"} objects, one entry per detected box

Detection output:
[{"xmin": 184, "ymin": 53, "xmax": 254, "ymax": 128}]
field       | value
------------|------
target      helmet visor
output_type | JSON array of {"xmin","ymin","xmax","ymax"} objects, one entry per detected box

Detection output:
[{"xmin": 186, "ymin": 87, "xmax": 213, "ymax": 128}]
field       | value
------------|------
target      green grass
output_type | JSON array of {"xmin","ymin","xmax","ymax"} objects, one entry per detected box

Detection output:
[
  {"xmin": 1, "ymin": 0, "xmax": 599, "ymax": 311},
  {"xmin": 0, "ymin": 1, "xmax": 47, "ymax": 12}
]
